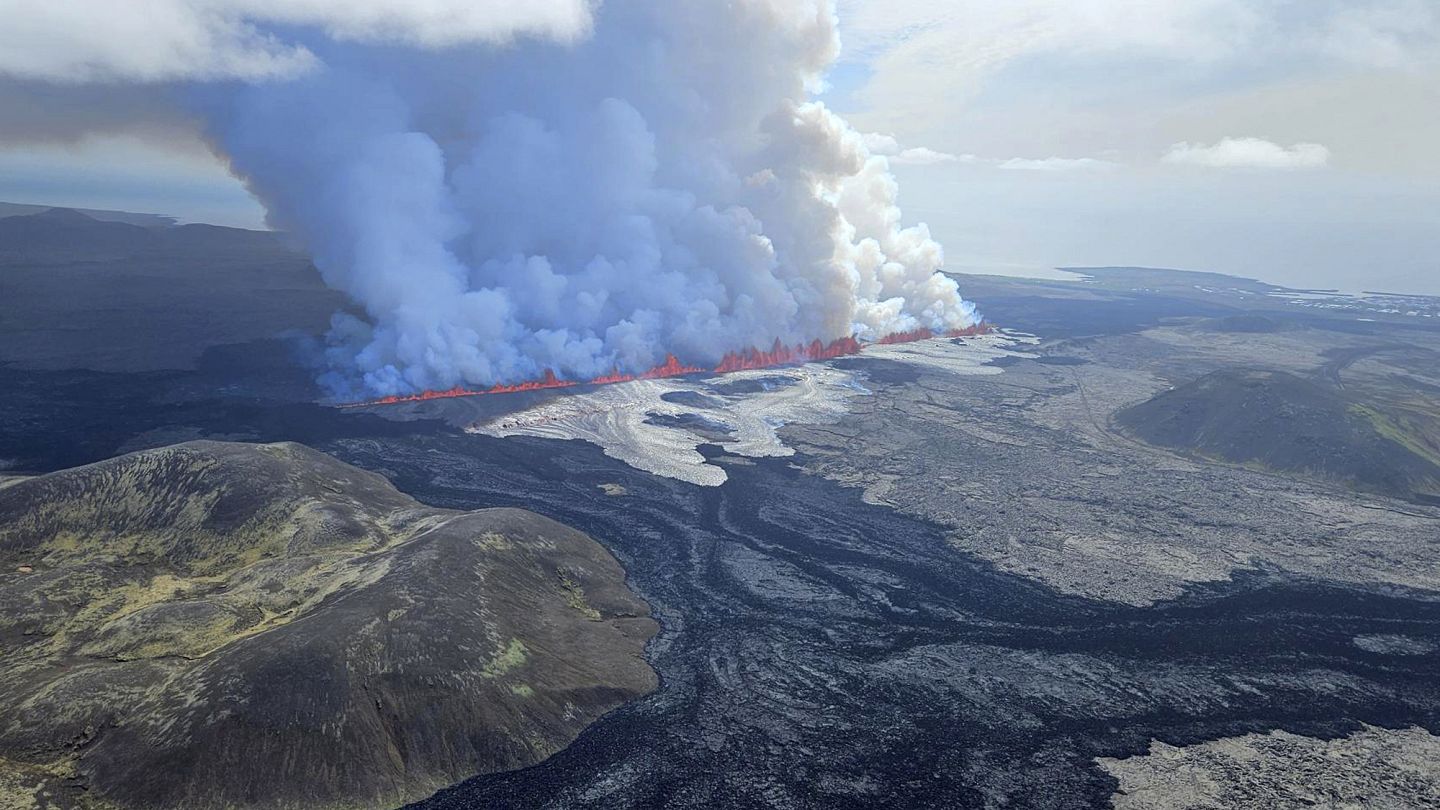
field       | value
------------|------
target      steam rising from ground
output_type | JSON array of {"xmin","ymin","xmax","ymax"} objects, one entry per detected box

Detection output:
[
  {"xmin": 470, "ymin": 331, "xmax": 1030, "ymax": 486},
  {"xmin": 199, "ymin": 0, "xmax": 978, "ymax": 397}
]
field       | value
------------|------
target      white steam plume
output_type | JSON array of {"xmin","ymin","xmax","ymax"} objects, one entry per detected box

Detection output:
[{"xmin": 197, "ymin": 0, "xmax": 979, "ymax": 396}]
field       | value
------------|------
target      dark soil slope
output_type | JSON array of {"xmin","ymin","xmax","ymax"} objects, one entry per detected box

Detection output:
[
  {"xmin": 0, "ymin": 209, "xmax": 343, "ymax": 372},
  {"xmin": 0, "ymin": 207, "xmax": 161, "ymax": 263},
  {"xmin": 0, "ymin": 208, "xmax": 290, "ymax": 264},
  {"xmin": 0, "ymin": 441, "xmax": 656, "ymax": 810},
  {"xmin": 1117, "ymin": 369, "xmax": 1440, "ymax": 501}
]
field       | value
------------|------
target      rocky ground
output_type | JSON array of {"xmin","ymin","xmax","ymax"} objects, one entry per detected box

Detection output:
[
  {"xmin": 3, "ymin": 261, "xmax": 1439, "ymax": 809},
  {"xmin": 313, "ymin": 424, "xmax": 1438, "ymax": 810},
  {"xmin": 783, "ymin": 323, "xmax": 1440, "ymax": 606},
  {"xmin": 0, "ymin": 442, "xmax": 655, "ymax": 810},
  {"xmin": 1099, "ymin": 725, "xmax": 1440, "ymax": 809}
]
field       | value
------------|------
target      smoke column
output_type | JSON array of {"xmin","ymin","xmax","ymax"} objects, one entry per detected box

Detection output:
[{"xmin": 199, "ymin": 0, "xmax": 979, "ymax": 397}]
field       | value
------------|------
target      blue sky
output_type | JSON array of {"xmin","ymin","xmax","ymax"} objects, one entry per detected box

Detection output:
[{"xmin": 1, "ymin": 0, "xmax": 1437, "ymax": 294}]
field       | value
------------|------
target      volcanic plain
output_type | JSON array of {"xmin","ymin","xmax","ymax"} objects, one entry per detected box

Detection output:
[{"xmin": 1, "ymin": 208, "xmax": 1438, "ymax": 809}]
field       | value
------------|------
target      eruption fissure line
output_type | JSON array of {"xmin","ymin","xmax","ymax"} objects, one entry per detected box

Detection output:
[{"xmin": 341, "ymin": 324, "xmax": 991, "ymax": 408}]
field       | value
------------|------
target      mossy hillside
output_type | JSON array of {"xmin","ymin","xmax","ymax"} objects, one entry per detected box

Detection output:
[{"xmin": 0, "ymin": 441, "xmax": 658, "ymax": 810}]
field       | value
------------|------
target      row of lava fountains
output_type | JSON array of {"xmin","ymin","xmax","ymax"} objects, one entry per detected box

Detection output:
[{"xmin": 342, "ymin": 324, "xmax": 992, "ymax": 408}]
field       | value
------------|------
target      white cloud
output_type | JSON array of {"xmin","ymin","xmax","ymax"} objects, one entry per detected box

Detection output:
[
  {"xmin": 838, "ymin": 0, "xmax": 1265, "ymax": 127},
  {"xmin": 1314, "ymin": 0, "xmax": 1440, "ymax": 69},
  {"xmin": 0, "ymin": 0, "xmax": 594, "ymax": 82},
  {"xmin": 997, "ymin": 156, "xmax": 1116, "ymax": 171},
  {"xmin": 862, "ymin": 131, "xmax": 901, "ymax": 155},
  {"xmin": 861, "ymin": 132, "xmax": 961, "ymax": 165},
  {"xmin": 891, "ymin": 146, "xmax": 961, "ymax": 165},
  {"xmin": 861, "ymin": 137, "xmax": 1108, "ymax": 170},
  {"xmin": 1162, "ymin": 137, "xmax": 1330, "ymax": 169},
  {"xmin": 836, "ymin": 0, "xmax": 1440, "ymax": 163}
]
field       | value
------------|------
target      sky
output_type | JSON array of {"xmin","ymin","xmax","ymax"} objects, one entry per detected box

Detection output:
[
  {"xmin": 826, "ymin": 0, "xmax": 1440, "ymax": 295},
  {"xmin": 0, "ymin": 0, "xmax": 1436, "ymax": 296}
]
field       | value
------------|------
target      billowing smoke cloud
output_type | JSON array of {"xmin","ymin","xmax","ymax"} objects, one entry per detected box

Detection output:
[{"xmin": 195, "ymin": 0, "xmax": 978, "ymax": 396}]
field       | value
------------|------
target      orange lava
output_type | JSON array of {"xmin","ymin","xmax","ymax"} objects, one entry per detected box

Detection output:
[
  {"xmin": 590, "ymin": 353, "xmax": 706, "ymax": 384},
  {"xmin": 875, "ymin": 324, "xmax": 990, "ymax": 345},
  {"xmin": 877, "ymin": 328, "xmax": 930, "ymax": 345},
  {"xmin": 486, "ymin": 367, "xmax": 575, "ymax": 395},
  {"xmin": 946, "ymin": 324, "xmax": 992, "ymax": 338},
  {"xmin": 712, "ymin": 336, "xmax": 862, "ymax": 373},
  {"xmin": 359, "ymin": 368, "xmax": 576, "ymax": 406},
  {"xmin": 342, "ymin": 323, "xmax": 991, "ymax": 408}
]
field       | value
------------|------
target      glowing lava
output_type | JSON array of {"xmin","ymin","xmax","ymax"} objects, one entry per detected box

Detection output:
[
  {"xmin": 360, "ymin": 368, "xmax": 577, "ymax": 406},
  {"xmin": 590, "ymin": 354, "xmax": 706, "ymax": 385},
  {"xmin": 877, "ymin": 324, "xmax": 990, "ymax": 345},
  {"xmin": 342, "ymin": 323, "xmax": 991, "ymax": 407}
]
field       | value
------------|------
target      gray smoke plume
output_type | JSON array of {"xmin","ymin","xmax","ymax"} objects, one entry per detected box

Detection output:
[{"xmin": 199, "ymin": 0, "xmax": 978, "ymax": 396}]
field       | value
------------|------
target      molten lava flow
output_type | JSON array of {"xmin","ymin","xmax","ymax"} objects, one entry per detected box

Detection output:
[
  {"xmin": 343, "ymin": 323, "xmax": 991, "ymax": 407},
  {"xmin": 876, "ymin": 327, "xmax": 934, "ymax": 345},
  {"xmin": 343, "ymin": 369, "xmax": 574, "ymax": 407},
  {"xmin": 589, "ymin": 354, "xmax": 705, "ymax": 385},
  {"xmin": 945, "ymin": 324, "xmax": 992, "ymax": 338},
  {"xmin": 711, "ymin": 336, "xmax": 862, "ymax": 373},
  {"xmin": 874, "ymin": 323, "xmax": 993, "ymax": 345},
  {"xmin": 588, "ymin": 369, "xmax": 635, "ymax": 385},
  {"xmin": 643, "ymin": 354, "xmax": 706, "ymax": 379},
  {"xmin": 360, "ymin": 385, "xmax": 476, "ymax": 407},
  {"xmin": 485, "ymin": 368, "xmax": 575, "ymax": 395}
]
